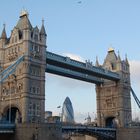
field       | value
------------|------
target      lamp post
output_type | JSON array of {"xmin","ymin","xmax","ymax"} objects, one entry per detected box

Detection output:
[
  {"xmin": 8, "ymin": 80, "xmax": 11, "ymax": 123},
  {"xmin": 57, "ymin": 106, "xmax": 61, "ymax": 122}
]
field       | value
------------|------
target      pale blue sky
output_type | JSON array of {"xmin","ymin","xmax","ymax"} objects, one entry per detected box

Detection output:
[{"xmin": 0, "ymin": 0, "xmax": 140, "ymax": 122}]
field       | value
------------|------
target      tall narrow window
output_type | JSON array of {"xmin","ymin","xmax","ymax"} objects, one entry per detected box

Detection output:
[
  {"xmin": 18, "ymin": 46, "xmax": 20, "ymax": 52},
  {"xmin": 34, "ymin": 34, "xmax": 38, "ymax": 41}
]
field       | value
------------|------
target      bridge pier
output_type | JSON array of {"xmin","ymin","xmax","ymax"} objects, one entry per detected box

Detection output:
[
  {"xmin": 116, "ymin": 128, "xmax": 140, "ymax": 140},
  {"xmin": 0, "ymin": 123, "xmax": 62, "ymax": 140},
  {"xmin": 0, "ymin": 134, "xmax": 14, "ymax": 140},
  {"xmin": 71, "ymin": 135, "xmax": 97, "ymax": 140}
]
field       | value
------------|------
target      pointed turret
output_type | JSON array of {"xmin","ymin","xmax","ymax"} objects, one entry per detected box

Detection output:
[
  {"xmin": 0, "ymin": 24, "xmax": 7, "ymax": 48},
  {"xmin": 40, "ymin": 19, "xmax": 47, "ymax": 44},
  {"xmin": 117, "ymin": 51, "xmax": 121, "ymax": 62},
  {"xmin": 16, "ymin": 10, "xmax": 32, "ymax": 30},
  {"xmin": 0, "ymin": 24, "xmax": 7, "ymax": 39},
  {"xmin": 104, "ymin": 48, "xmax": 118, "ymax": 63},
  {"xmin": 86, "ymin": 113, "xmax": 91, "ymax": 124},
  {"xmin": 116, "ymin": 51, "xmax": 122, "ymax": 71},
  {"xmin": 103, "ymin": 47, "xmax": 118, "ymax": 71},
  {"xmin": 125, "ymin": 54, "xmax": 129, "ymax": 66},
  {"xmin": 95, "ymin": 56, "xmax": 100, "ymax": 67},
  {"xmin": 40, "ymin": 19, "xmax": 46, "ymax": 35}
]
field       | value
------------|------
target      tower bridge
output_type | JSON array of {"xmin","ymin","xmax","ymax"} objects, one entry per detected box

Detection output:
[{"xmin": 0, "ymin": 11, "xmax": 139, "ymax": 140}]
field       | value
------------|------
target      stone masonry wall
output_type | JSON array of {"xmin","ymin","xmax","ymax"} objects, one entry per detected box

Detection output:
[
  {"xmin": 117, "ymin": 128, "xmax": 140, "ymax": 140},
  {"xmin": 0, "ymin": 123, "xmax": 62, "ymax": 140}
]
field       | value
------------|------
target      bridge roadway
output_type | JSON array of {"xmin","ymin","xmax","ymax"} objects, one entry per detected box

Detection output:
[
  {"xmin": 62, "ymin": 124, "xmax": 116, "ymax": 140},
  {"xmin": 46, "ymin": 51, "xmax": 120, "ymax": 84}
]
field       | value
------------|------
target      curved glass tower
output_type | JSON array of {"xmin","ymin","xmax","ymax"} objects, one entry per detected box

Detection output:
[{"xmin": 62, "ymin": 97, "xmax": 74, "ymax": 123}]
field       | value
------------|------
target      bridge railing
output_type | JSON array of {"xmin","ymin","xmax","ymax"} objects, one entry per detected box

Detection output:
[{"xmin": 62, "ymin": 124, "xmax": 116, "ymax": 140}]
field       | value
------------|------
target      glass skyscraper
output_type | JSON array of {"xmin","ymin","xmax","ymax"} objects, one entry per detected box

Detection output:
[{"xmin": 62, "ymin": 97, "xmax": 74, "ymax": 123}]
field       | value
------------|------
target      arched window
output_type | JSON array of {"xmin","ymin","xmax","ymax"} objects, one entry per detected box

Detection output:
[{"xmin": 18, "ymin": 83, "xmax": 23, "ymax": 91}]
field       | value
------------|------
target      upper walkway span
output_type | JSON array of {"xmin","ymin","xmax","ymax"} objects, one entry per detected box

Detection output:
[{"xmin": 46, "ymin": 51, "xmax": 120, "ymax": 84}]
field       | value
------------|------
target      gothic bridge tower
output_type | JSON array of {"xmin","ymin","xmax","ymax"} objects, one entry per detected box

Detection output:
[
  {"xmin": 0, "ymin": 10, "xmax": 46, "ymax": 123},
  {"xmin": 96, "ymin": 48, "xmax": 132, "ymax": 128}
]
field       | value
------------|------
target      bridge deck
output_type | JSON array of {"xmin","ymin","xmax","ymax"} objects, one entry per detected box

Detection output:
[
  {"xmin": 62, "ymin": 124, "xmax": 116, "ymax": 140},
  {"xmin": 46, "ymin": 51, "xmax": 120, "ymax": 82}
]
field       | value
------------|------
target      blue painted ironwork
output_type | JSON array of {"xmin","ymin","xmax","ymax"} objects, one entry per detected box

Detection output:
[
  {"xmin": 0, "ymin": 55, "xmax": 24, "ymax": 83},
  {"xmin": 131, "ymin": 87, "xmax": 140, "ymax": 108},
  {"xmin": 62, "ymin": 124, "xmax": 116, "ymax": 140},
  {"xmin": 46, "ymin": 64, "xmax": 103, "ymax": 84},
  {"xmin": 46, "ymin": 51, "xmax": 120, "ymax": 82},
  {"xmin": 0, "ymin": 121, "xmax": 15, "ymax": 133}
]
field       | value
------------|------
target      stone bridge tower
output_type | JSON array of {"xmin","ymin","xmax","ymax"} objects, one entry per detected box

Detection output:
[
  {"xmin": 0, "ymin": 10, "xmax": 46, "ymax": 123},
  {"xmin": 96, "ymin": 48, "xmax": 132, "ymax": 128}
]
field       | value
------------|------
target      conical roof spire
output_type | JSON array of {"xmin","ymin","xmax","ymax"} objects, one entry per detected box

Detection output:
[
  {"xmin": 95, "ymin": 56, "xmax": 100, "ymax": 67},
  {"xmin": 117, "ymin": 51, "xmax": 121, "ymax": 62},
  {"xmin": 40, "ymin": 18, "xmax": 46, "ymax": 35},
  {"xmin": 125, "ymin": 54, "xmax": 129, "ymax": 65},
  {"xmin": 16, "ymin": 10, "xmax": 32, "ymax": 30},
  {"xmin": 1, "ymin": 24, "xmax": 7, "ymax": 39},
  {"xmin": 104, "ymin": 47, "xmax": 117, "ymax": 64}
]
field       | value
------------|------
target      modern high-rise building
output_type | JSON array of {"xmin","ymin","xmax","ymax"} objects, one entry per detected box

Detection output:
[{"xmin": 62, "ymin": 97, "xmax": 74, "ymax": 123}]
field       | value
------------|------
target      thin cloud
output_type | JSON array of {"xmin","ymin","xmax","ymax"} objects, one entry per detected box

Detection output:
[
  {"xmin": 46, "ymin": 53, "xmax": 92, "ymax": 89},
  {"xmin": 128, "ymin": 60, "xmax": 140, "ymax": 94},
  {"xmin": 63, "ymin": 53, "xmax": 85, "ymax": 62},
  {"xmin": 130, "ymin": 60, "xmax": 140, "ymax": 84},
  {"xmin": 129, "ymin": 60, "xmax": 140, "ymax": 120}
]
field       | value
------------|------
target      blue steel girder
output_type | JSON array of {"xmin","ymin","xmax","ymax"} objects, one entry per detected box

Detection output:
[
  {"xmin": 131, "ymin": 87, "xmax": 140, "ymax": 108},
  {"xmin": 46, "ymin": 64, "xmax": 103, "ymax": 84},
  {"xmin": 62, "ymin": 125, "xmax": 116, "ymax": 140},
  {"xmin": 46, "ymin": 51, "xmax": 120, "ymax": 81},
  {"xmin": 0, "ymin": 55, "xmax": 24, "ymax": 83},
  {"xmin": 0, "ymin": 123, "xmax": 15, "ymax": 134}
]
